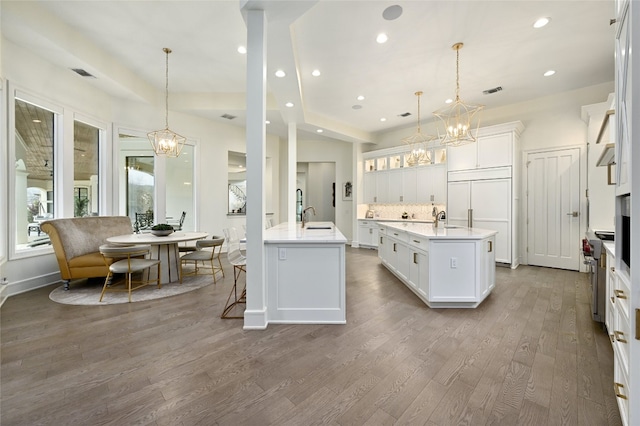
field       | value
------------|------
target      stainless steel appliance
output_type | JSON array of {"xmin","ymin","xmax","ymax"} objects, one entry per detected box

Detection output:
[{"xmin": 583, "ymin": 230, "xmax": 614, "ymax": 323}]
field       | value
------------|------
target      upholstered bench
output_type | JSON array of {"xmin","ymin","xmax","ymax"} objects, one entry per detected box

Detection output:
[{"xmin": 41, "ymin": 216, "xmax": 134, "ymax": 290}]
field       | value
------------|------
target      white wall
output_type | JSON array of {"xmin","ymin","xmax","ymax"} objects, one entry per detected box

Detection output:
[
  {"xmin": 1, "ymin": 37, "xmax": 281, "ymax": 295},
  {"xmin": 296, "ymin": 138, "xmax": 354, "ymax": 241}
]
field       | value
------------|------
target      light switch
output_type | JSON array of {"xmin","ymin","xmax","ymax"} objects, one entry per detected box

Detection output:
[
  {"xmin": 279, "ymin": 248, "xmax": 286, "ymax": 260},
  {"xmin": 450, "ymin": 257, "xmax": 458, "ymax": 268}
]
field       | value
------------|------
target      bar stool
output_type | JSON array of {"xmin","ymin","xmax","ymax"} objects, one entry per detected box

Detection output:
[{"xmin": 221, "ymin": 228, "xmax": 246, "ymax": 319}]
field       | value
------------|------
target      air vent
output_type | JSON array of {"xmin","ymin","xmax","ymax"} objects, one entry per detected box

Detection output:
[
  {"xmin": 221, "ymin": 114, "xmax": 237, "ymax": 120},
  {"xmin": 399, "ymin": 112, "xmax": 412, "ymax": 117},
  {"xmin": 483, "ymin": 86, "xmax": 503, "ymax": 95},
  {"xmin": 71, "ymin": 68, "xmax": 95, "ymax": 78}
]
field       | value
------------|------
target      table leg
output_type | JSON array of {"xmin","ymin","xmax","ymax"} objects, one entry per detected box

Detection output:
[{"xmin": 149, "ymin": 243, "xmax": 181, "ymax": 284}]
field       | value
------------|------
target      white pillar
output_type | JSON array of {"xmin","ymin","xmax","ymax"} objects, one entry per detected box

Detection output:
[
  {"xmin": 243, "ymin": 9, "xmax": 268, "ymax": 329},
  {"xmin": 287, "ymin": 122, "xmax": 297, "ymax": 223}
]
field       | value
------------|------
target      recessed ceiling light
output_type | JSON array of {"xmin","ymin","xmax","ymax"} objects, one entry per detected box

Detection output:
[
  {"xmin": 275, "ymin": 70, "xmax": 286, "ymax": 78},
  {"xmin": 544, "ymin": 70, "xmax": 556, "ymax": 77},
  {"xmin": 285, "ymin": 102, "xmax": 294, "ymax": 108},
  {"xmin": 317, "ymin": 129, "xmax": 323, "ymax": 133},
  {"xmin": 265, "ymin": 120, "xmax": 271, "ymax": 124},
  {"xmin": 357, "ymin": 95, "xmax": 365, "ymax": 101},
  {"xmin": 533, "ymin": 17, "xmax": 550, "ymax": 28},
  {"xmin": 376, "ymin": 33, "xmax": 389, "ymax": 44},
  {"xmin": 32, "ymin": 119, "xmax": 42, "ymax": 123},
  {"xmin": 237, "ymin": 46, "xmax": 247, "ymax": 54},
  {"xmin": 380, "ymin": 117, "xmax": 387, "ymax": 122},
  {"xmin": 312, "ymin": 69, "xmax": 321, "ymax": 77},
  {"xmin": 382, "ymin": 5, "xmax": 403, "ymax": 21},
  {"xmin": 445, "ymin": 99, "xmax": 453, "ymax": 104}
]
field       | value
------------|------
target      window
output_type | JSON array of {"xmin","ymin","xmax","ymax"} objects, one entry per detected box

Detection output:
[
  {"xmin": 74, "ymin": 119, "xmax": 100, "ymax": 216},
  {"xmin": 14, "ymin": 96, "xmax": 58, "ymax": 251}
]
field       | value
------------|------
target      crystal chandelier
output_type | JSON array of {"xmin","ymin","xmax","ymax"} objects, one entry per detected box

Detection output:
[
  {"xmin": 148, "ymin": 48, "xmax": 185, "ymax": 157},
  {"xmin": 433, "ymin": 43, "xmax": 484, "ymax": 147},
  {"xmin": 402, "ymin": 91, "xmax": 437, "ymax": 166}
]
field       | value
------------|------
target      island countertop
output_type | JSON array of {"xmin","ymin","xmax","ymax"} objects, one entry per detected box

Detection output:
[
  {"xmin": 379, "ymin": 221, "xmax": 497, "ymax": 240},
  {"xmin": 264, "ymin": 221, "xmax": 348, "ymax": 244}
]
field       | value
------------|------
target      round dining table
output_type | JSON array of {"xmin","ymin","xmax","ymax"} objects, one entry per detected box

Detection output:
[{"xmin": 106, "ymin": 232, "xmax": 208, "ymax": 284}]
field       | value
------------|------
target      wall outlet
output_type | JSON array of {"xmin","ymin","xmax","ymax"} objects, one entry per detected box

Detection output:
[
  {"xmin": 279, "ymin": 248, "xmax": 287, "ymax": 260},
  {"xmin": 450, "ymin": 257, "xmax": 458, "ymax": 268}
]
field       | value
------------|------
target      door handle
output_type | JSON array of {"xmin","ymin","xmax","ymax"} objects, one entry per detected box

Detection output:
[{"xmin": 566, "ymin": 211, "xmax": 579, "ymax": 217}]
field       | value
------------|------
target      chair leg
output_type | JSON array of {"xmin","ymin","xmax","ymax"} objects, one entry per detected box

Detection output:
[
  {"xmin": 128, "ymin": 272, "xmax": 133, "ymax": 303},
  {"xmin": 63, "ymin": 279, "xmax": 70, "ymax": 291},
  {"xmin": 99, "ymin": 272, "xmax": 112, "ymax": 302},
  {"xmin": 221, "ymin": 265, "xmax": 246, "ymax": 319}
]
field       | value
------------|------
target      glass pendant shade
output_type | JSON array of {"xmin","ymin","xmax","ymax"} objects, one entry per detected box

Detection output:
[
  {"xmin": 402, "ymin": 91, "xmax": 437, "ymax": 166},
  {"xmin": 433, "ymin": 43, "xmax": 484, "ymax": 147},
  {"xmin": 148, "ymin": 48, "xmax": 185, "ymax": 157}
]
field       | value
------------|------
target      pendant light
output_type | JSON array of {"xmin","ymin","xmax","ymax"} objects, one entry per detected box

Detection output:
[
  {"xmin": 148, "ymin": 48, "xmax": 185, "ymax": 157},
  {"xmin": 433, "ymin": 43, "xmax": 484, "ymax": 147},
  {"xmin": 402, "ymin": 91, "xmax": 437, "ymax": 166}
]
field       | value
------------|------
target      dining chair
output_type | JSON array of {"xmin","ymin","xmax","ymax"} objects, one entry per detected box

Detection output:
[
  {"xmin": 221, "ymin": 227, "xmax": 246, "ymax": 319},
  {"xmin": 179, "ymin": 237, "xmax": 225, "ymax": 283},
  {"xmin": 172, "ymin": 211, "xmax": 186, "ymax": 231},
  {"xmin": 98, "ymin": 244, "xmax": 161, "ymax": 302}
]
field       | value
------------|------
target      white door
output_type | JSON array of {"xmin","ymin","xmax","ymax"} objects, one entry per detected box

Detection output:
[
  {"xmin": 471, "ymin": 179, "xmax": 511, "ymax": 264},
  {"xmin": 526, "ymin": 148, "xmax": 581, "ymax": 270}
]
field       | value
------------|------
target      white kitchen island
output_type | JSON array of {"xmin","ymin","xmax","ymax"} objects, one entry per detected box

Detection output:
[
  {"xmin": 264, "ymin": 221, "xmax": 347, "ymax": 324},
  {"xmin": 378, "ymin": 222, "xmax": 497, "ymax": 308}
]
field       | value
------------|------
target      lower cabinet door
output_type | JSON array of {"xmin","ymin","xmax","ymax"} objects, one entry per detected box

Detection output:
[
  {"xmin": 409, "ymin": 250, "xmax": 429, "ymax": 298},
  {"xmin": 395, "ymin": 241, "xmax": 409, "ymax": 281}
]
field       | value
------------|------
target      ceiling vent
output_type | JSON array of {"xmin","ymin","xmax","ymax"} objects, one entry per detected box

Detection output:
[
  {"xmin": 221, "ymin": 113, "xmax": 237, "ymax": 120},
  {"xmin": 71, "ymin": 68, "xmax": 95, "ymax": 78},
  {"xmin": 399, "ymin": 112, "xmax": 412, "ymax": 117},
  {"xmin": 483, "ymin": 86, "xmax": 503, "ymax": 95}
]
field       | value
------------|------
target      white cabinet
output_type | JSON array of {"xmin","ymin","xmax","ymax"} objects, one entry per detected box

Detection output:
[
  {"xmin": 375, "ymin": 170, "xmax": 390, "ymax": 203},
  {"xmin": 446, "ymin": 122, "xmax": 522, "ymax": 269},
  {"xmin": 363, "ymin": 173, "xmax": 376, "ymax": 203},
  {"xmin": 447, "ymin": 131, "xmax": 516, "ymax": 172},
  {"xmin": 448, "ymin": 170, "xmax": 512, "ymax": 266},
  {"xmin": 377, "ymin": 223, "xmax": 496, "ymax": 308},
  {"xmin": 416, "ymin": 165, "xmax": 446, "ymax": 204},
  {"xmin": 402, "ymin": 168, "xmax": 417, "ymax": 203},
  {"xmin": 358, "ymin": 220, "xmax": 378, "ymax": 248}
]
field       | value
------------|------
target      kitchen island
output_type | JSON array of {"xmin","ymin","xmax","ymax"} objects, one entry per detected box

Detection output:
[
  {"xmin": 378, "ymin": 222, "xmax": 497, "ymax": 308},
  {"xmin": 264, "ymin": 221, "xmax": 347, "ymax": 324}
]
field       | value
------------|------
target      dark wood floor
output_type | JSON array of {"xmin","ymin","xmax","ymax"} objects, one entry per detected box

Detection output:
[{"xmin": 1, "ymin": 247, "xmax": 622, "ymax": 425}]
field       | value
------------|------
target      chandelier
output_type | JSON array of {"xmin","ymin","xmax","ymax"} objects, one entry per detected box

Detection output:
[
  {"xmin": 402, "ymin": 91, "xmax": 437, "ymax": 166},
  {"xmin": 433, "ymin": 43, "xmax": 484, "ymax": 147},
  {"xmin": 148, "ymin": 48, "xmax": 185, "ymax": 157}
]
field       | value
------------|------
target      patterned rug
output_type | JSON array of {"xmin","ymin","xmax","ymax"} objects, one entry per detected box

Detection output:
[{"xmin": 49, "ymin": 273, "xmax": 212, "ymax": 305}]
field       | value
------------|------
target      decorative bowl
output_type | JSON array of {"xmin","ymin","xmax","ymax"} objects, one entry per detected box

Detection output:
[{"xmin": 151, "ymin": 229, "xmax": 174, "ymax": 237}]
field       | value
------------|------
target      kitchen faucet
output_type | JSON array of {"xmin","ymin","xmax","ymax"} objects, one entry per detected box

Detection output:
[
  {"xmin": 434, "ymin": 210, "xmax": 446, "ymax": 228},
  {"xmin": 302, "ymin": 206, "xmax": 316, "ymax": 228}
]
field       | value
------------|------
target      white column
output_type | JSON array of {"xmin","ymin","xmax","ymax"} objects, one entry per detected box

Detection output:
[
  {"xmin": 287, "ymin": 122, "xmax": 297, "ymax": 223},
  {"xmin": 244, "ymin": 9, "xmax": 268, "ymax": 329}
]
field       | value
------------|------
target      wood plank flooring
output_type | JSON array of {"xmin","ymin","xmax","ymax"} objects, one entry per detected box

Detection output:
[{"xmin": 1, "ymin": 247, "xmax": 622, "ymax": 425}]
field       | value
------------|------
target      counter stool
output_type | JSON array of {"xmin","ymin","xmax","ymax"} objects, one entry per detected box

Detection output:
[
  {"xmin": 99, "ymin": 244, "xmax": 161, "ymax": 303},
  {"xmin": 179, "ymin": 237, "xmax": 225, "ymax": 283},
  {"xmin": 221, "ymin": 228, "xmax": 246, "ymax": 319}
]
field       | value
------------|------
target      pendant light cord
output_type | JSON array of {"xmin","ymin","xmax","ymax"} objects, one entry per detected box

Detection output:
[{"xmin": 163, "ymin": 47, "xmax": 171, "ymax": 129}]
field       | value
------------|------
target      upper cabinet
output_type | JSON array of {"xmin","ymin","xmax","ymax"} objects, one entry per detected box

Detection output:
[{"xmin": 447, "ymin": 122, "xmax": 524, "ymax": 172}]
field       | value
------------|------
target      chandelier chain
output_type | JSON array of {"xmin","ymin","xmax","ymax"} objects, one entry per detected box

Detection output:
[
  {"xmin": 164, "ymin": 47, "xmax": 170, "ymax": 129},
  {"xmin": 455, "ymin": 47, "xmax": 460, "ymax": 101}
]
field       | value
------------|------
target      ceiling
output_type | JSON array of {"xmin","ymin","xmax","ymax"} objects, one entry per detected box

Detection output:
[{"xmin": 2, "ymin": 0, "xmax": 616, "ymax": 145}]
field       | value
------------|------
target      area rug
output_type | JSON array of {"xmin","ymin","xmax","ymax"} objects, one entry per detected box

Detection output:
[{"xmin": 49, "ymin": 274, "xmax": 212, "ymax": 306}]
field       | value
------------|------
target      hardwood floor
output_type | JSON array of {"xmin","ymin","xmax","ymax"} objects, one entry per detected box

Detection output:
[{"xmin": 1, "ymin": 247, "xmax": 622, "ymax": 425}]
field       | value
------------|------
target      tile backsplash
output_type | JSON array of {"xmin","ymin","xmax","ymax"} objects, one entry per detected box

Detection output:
[{"xmin": 362, "ymin": 203, "xmax": 446, "ymax": 221}]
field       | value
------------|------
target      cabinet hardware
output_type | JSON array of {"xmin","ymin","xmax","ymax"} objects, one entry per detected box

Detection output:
[
  {"xmin": 611, "ymin": 296, "xmax": 616, "ymax": 304},
  {"xmin": 413, "ymin": 253, "xmax": 418, "ymax": 264},
  {"xmin": 636, "ymin": 309, "xmax": 640, "ymax": 340},
  {"xmin": 468, "ymin": 209, "xmax": 473, "ymax": 228},
  {"xmin": 369, "ymin": 229, "xmax": 373, "ymax": 234},
  {"xmin": 614, "ymin": 382, "xmax": 627, "ymax": 400},
  {"xmin": 393, "ymin": 243, "xmax": 396, "ymax": 252},
  {"xmin": 566, "ymin": 211, "xmax": 579, "ymax": 217},
  {"xmin": 488, "ymin": 241, "xmax": 493, "ymax": 252},
  {"xmin": 614, "ymin": 331, "xmax": 627, "ymax": 343},
  {"xmin": 379, "ymin": 237, "xmax": 383, "ymax": 244},
  {"xmin": 413, "ymin": 239, "xmax": 420, "ymax": 243},
  {"xmin": 614, "ymin": 289, "xmax": 627, "ymax": 299},
  {"xmin": 610, "ymin": 334, "xmax": 615, "ymax": 344},
  {"xmin": 610, "ymin": 266, "xmax": 615, "ymax": 272},
  {"xmin": 393, "ymin": 233, "xmax": 398, "ymax": 236}
]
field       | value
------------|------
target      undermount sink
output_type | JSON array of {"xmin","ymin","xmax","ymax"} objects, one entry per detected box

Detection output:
[
  {"xmin": 444, "ymin": 225, "xmax": 462, "ymax": 229},
  {"xmin": 305, "ymin": 226, "xmax": 332, "ymax": 230}
]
